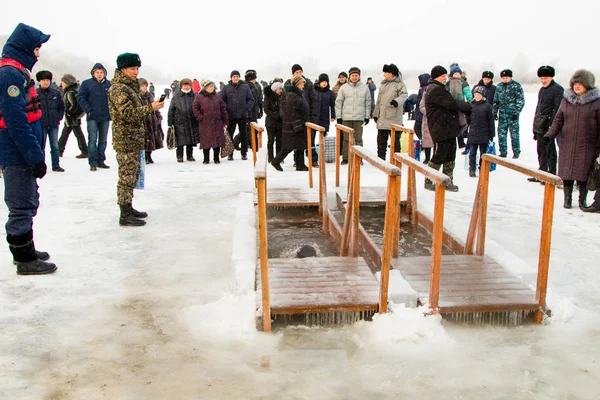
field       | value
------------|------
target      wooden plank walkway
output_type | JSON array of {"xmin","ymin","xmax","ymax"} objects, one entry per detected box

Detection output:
[
  {"xmin": 256, "ymin": 257, "xmax": 380, "ymax": 314},
  {"xmin": 253, "ymin": 188, "xmax": 319, "ymax": 207},
  {"xmin": 336, "ymin": 186, "xmax": 389, "ymax": 206},
  {"xmin": 392, "ymin": 255, "xmax": 539, "ymax": 313}
]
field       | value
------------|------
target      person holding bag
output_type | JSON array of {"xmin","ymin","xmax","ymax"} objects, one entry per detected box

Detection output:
[{"xmin": 192, "ymin": 80, "xmax": 228, "ymax": 164}]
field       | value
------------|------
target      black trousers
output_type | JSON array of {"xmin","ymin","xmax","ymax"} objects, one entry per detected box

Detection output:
[
  {"xmin": 377, "ymin": 129, "xmax": 402, "ymax": 160},
  {"xmin": 176, "ymin": 145, "xmax": 194, "ymax": 159},
  {"xmin": 227, "ymin": 119, "xmax": 249, "ymax": 156},
  {"xmin": 273, "ymin": 148, "xmax": 306, "ymax": 169},
  {"xmin": 58, "ymin": 124, "xmax": 87, "ymax": 154},
  {"xmin": 203, "ymin": 147, "xmax": 220, "ymax": 160},
  {"xmin": 469, "ymin": 143, "xmax": 487, "ymax": 172},
  {"xmin": 535, "ymin": 132, "xmax": 557, "ymax": 175},
  {"xmin": 430, "ymin": 138, "xmax": 457, "ymax": 165},
  {"xmin": 266, "ymin": 125, "xmax": 282, "ymax": 160}
]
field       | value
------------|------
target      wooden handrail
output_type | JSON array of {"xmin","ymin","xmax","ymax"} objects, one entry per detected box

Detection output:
[
  {"xmin": 335, "ymin": 124, "xmax": 355, "ymax": 187},
  {"xmin": 394, "ymin": 153, "xmax": 451, "ymax": 186},
  {"xmin": 254, "ymin": 147, "xmax": 270, "ymax": 332},
  {"xmin": 318, "ymin": 129, "xmax": 329, "ymax": 235},
  {"xmin": 250, "ymin": 122, "xmax": 265, "ymax": 166},
  {"xmin": 305, "ymin": 123, "xmax": 326, "ymax": 190},
  {"xmin": 351, "ymin": 146, "xmax": 401, "ymax": 176},
  {"xmin": 390, "ymin": 124, "xmax": 416, "ymax": 161},
  {"xmin": 482, "ymin": 154, "xmax": 563, "ymax": 185}
]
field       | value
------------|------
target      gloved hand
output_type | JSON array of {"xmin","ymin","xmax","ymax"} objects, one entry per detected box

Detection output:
[
  {"xmin": 373, "ymin": 117, "xmax": 378, "ymax": 123},
  {"xmin": 390, "ymin": 100, "xmax": 398, "ymax": 108},
  {"xmin": 533, "ymin": 133, "xmax": 537, "ymax": 141},
  {"xmin": 337, "ymin": 118, "xmax": 343, "ymax": 124},
  {"xmin": 494, "ymin": 114, "xmax": 499, "ymax": 121},
  {"xmin": 32, "ymin": 161, "xmax": 47, "ymax": 179},
  {"xmin": 512, "ymin": 114, "xmax": 519, "ymax": 121},
  {"xmin": 364, "ymin": 118, "xmax": 370, "ymax": 125},
  {"xmin": 543, "ymin": 136, "xmax": 551, "ymax": 144}
]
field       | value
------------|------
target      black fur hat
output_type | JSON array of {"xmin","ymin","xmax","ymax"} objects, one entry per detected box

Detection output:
[
  {"xmin": 482, "ymin": 71, "xmax": 494, "ymax": 79},
  {"xmin": 116, "ymin": 52, "xmax": 141, "ymax": 69},
  {"xmin": 383, "ymin": 64, "xmax": 400, "ymax": 77},
  {"xmin": 35, "ymin": 70, "xmax": 52, "ymax": 81},
  {"xmin": 245, "ymin": 69, "xmax": 257, "ymax": 81},
  {"xmin": 537, "ymin": 66, "xmax": 555, "ymax": 78},
  {"xmin": 500, "ymin": 69, "xmax": 513, "ymax": 78},
  {"xmin": 570, "ymin": 69, "xmax": 596, "ymax": 90}
]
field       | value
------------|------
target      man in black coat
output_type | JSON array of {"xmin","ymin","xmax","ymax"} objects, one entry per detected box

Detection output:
[
  {"xmin": 36, "ymin": 70, "xmax": 65, "ymax": 172},
  {"xmin": 220, "ymin": 70, "xmax": 254, "ymax": 160},
  {"xmin": 245, "ymin": 69, "xmax": 263, "ymax": 122},
  {"xmin": 424, "ymin": 65, "xmax": 472, "ymax": 192},
  {"xmin": 530, "ymin": 65, "xmax": 564, "ymax": 182}
]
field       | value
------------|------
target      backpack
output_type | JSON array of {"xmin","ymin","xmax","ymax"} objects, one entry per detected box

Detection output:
[{"xmin": 447, "ymin": 78, "xmax": 465, "ymax": 101}]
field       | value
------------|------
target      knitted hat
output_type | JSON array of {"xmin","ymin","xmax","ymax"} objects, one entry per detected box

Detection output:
[
  {"xmin": 291, "ymin": 64, "xmax": 303, "ymax": 74},
  {"xmin": 271, "ymin": 81, "xmax": 283, "ymax": 92},
  {"xmin": 473, "ymin": 86, "xmax": 486, "ymax": 97},
  {"xmin": 116, "ymin": 52, "xmax": 141, "ymax": 69},
  {"xmin": 201, "ymin": 80, "xmax": 214, "ymax": 89},
  {"xmin": 318, "ymin": 73, "xmax": 329, "ymax": 84},
  {"xmin": 430, "ymin": 65, "xmax": 448, "ymax": 80},
  {"xmin": 61, "ymin": 73, "xmax": 77, "ymax": 86},
  {"xmin": 179, "ymin": 78, "xmax": 192, "ymax": 87},
  {"xmin": 382, "ymin": 64, "xmax": 400, "ymax": 77},
  {"xmin": 272, "ymin": 77, "xmax": 283, "ymax": 83},
  {"xmin": 338, "ymin": 71, "xmax": 348, "ymax": 79},
  {"xmin": 482, "ymin": 71, "xmax": 494, "ymax": 79},
  {"xmin": 449, "ymin": 62, "xmax": 462, "ymax": 76},
  {"xmin": 537, "ymin": 65, "xmax": 556, "ymax": 78},
  {"xmin": 35, "ymin": 70, "xmax": 52, "ymax": 81},
  {"xmin": 348, "ymin": 67, "xmax": 361, "ymax": 76},
  {"xmin": 570, "ymin": 69, "xmax": 596, "ymax": 90},
  {"xmin": 245, "ymin": 69, "xmax": 257, "ymax": 81},
  {"xmin": 230, "ymin": 70, "xmax": 240, "ymax": 78},
  {"xmin": 291, "ymin": 75, "xmax": 305, "ymax": 87},
  {"xmin": 138, "ymin": 78, "xmax": 148, "ymax": 86},
  {"xmin": 500, "ymin": 69, "xmax": 513, "ymax": 78}
]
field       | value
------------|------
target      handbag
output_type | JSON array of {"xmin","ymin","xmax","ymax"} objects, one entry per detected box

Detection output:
[
  {"xmin": 166, "ymin": 125, "xmax": 177, "ymax": 150},
  {"xmin": 135, "ymin": 151, "xmax": 145, "ymax": 190},
  {"xmin": 587, "ymin": 154, "xmax": 600, "ymax": 191},
  {"xmin": 486, "ymin": 141, "xmax": 497, "ymax": 172},
  {"xmin": 221, "ymin": 129, "xmax": 235, "ymax": 158},
  {"xmin": 533, "ymin": 114, "xmax": 550, "ymax": 134}
]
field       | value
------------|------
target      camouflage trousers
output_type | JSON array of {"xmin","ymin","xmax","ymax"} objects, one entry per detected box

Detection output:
[
  {"xmin": 497, "ymin": 116, "xmax": 521, "ymax": 156},
  {"xmin": 116, "ymin": 151, "xmax": 141, "ymax": 206}
]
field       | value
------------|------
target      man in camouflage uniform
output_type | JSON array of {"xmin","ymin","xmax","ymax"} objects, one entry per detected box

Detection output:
[
  {"xmin": 108, "ymin": 52, "xmax": 163, "ymax": 226},
  {"xmin": 492, "ymin": 69, "xmax": 525, "ymax": 158}
]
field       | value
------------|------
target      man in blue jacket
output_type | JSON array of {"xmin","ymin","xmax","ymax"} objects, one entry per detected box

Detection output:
[
  {"xmin": 0, "ymin": 23, "xmax": 57, "ymax": 275},
  {"xmin": 220, "ymin": 70, "xmax": 254, "ymax": 160},
  {"xmin": 36, "ymin": 70, "xmax": 65, "ymax": 172},
  {"xmin": 78, "ymin": 63, "xmax": 111, "ymax": 171}
]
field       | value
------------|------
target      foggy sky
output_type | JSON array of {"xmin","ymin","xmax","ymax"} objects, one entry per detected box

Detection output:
[{"xmin": 2, "ymin": 0, "xmax": 599, "ymax": 85}]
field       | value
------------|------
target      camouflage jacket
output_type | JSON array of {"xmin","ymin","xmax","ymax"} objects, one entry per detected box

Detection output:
[
  {"xmin": 108, "ymin": 69, "xmax": 152, "ymax": 153},
  {"xmin": 492, "ymin": 79, "xmax": 525, "ymax": 116}
]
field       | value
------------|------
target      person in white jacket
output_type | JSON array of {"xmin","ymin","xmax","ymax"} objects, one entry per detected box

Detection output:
[{"xmin": 335, "ymin": 67, "xmax": 371, "ymax": 164}]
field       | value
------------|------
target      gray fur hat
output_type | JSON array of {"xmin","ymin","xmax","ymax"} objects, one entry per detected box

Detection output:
[
  {"xmin": 61, "ymin": 73, "xmax": 77, "ymax": 86},
  {"xmin": 570, "ymin": 69, "xmax": 596, "ymax": 90}
]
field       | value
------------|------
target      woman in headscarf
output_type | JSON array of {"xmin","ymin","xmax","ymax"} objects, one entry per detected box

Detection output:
[
  {"xmin": 192, "ymin": 80, "xmax": 228, "ymax": 164},
  {"xmin": 545, "ymin": 69, "xmax": 600, "ymax": 210}
]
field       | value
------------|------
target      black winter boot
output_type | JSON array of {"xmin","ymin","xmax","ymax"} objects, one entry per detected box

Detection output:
[
  {"xmin": 203, "ymin": 149, "xmax": 210, "ymax": 164},
  {"xmin": 130, "ymin": 203, "xmax": 148, "ymax": 219},
  {"xmin": 578, "ymin": 183, "xmax": 588, "ymax": 209},
  {"xmin": 213, "ymin": 147, "xmax": 220, "ymax": 164},
  {"xmin": 295, "ymin": 151, "xmax": 308, "ymax": 171},
  {"xmin": 120, "ymin": 204, "xmax": 146, "ymax": 226},
  {"xmin": 563, "ymin": 184, "xmax": 573, "ymax": 209},
  {"xmin": 8, "ymin": 231, "xmax": 57, "ymax": 275}
]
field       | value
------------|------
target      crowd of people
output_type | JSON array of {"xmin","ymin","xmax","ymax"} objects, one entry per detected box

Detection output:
[{"xmin": 1, "ymin": 22, "xmax": 599, "ymax": 276}]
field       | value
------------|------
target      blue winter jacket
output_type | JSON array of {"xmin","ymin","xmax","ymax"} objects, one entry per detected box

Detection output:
[
  {"xmin": 220, "ymin": 81, "xmax": 254, "ymax": 120},
  {"xmin": 38, "ymin": 87, "xmax": 64, "ymax": 128},
  {"xmin": 0, "ymin": 23, "xmax": 49, "ymax": 166},
  {"xmin": 78, "ymin": 63, "xmax": 111, "ymax": 121}
]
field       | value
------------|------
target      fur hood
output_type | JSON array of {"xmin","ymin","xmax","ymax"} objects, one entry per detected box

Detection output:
[
  {"xmin": 564, "ymin": 87, "xmax": 600, "ymax": 105},
  {"xmin": 570, "ymin": 69, "xmax": 596, "ymax": 91},
  {"xmin": 284, "ymin": 85, "xmax": 303, "ymax": 96}
]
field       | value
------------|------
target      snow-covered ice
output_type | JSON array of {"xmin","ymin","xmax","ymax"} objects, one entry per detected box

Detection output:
[{"xmin": 1, "ymin": 92, "xmax": 600, "ymax": 399}]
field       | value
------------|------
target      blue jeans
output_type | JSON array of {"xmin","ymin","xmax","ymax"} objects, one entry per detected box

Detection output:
[
  {"xmin": 87, "ymin": 119, "xmax": 110, "ymax": 166},
  {"xmin": 1, "ymin": 165, "xmax": 39, "ymax": 237},
  {"xmin": 41, "ymin": 126, "xmax": 60, "ymax": 168}
]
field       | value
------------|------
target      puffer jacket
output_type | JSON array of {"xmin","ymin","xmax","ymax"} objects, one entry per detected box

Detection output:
[
  {"xmin": 107, "ymin": 69, "xmax": 152, "ymax": 153},
  {"xmin": 373, "ymin": 75, "xmax": 408, "ymax": 129},
  {"xmin": 38, "ymin": 86, "xmax": 64, "ymax": 128},
  {"xmin": 335, "ymin": 79, "xmax": 371, "ymax": 121}
]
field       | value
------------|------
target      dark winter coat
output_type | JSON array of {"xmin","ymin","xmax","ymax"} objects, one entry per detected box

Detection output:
[
  {"xmin": 424, "ymin": 79, "xmax": 472, "ymax": 143},
  {"xmin": 534, "ymin": 80, "xmax": 564, "ymax": 134},
  {"xmin": 282, "ymin": 85, "xmax": 310, "ymax": 150},
  {"xmin": 78, "ymin": 63, "xmax": 111, "ymax": 121},
  {"xmin": 545, "ymin": 88, "xmax": 600, "ymax": 181},
  {"xmin": 283, "ymin": 75, "xmax": 317, "ymax": 122},
  {"xmin": 247, "ymin": 81, "xmax": 264, "ymax": 121},
  {"xmin": 368, "ymin": 81, "xmax": 376, "ymax": 111},
  {"xmin": 38, "ymin": 87, "xmax": 64, "ymax": 128},
  {"xmin": 220, "ymin": 81, "xmax": 254, "ymax": 121},
  {"xmin": 62, "ymin": 83, "xmax": 83, "ymax": 128},
  {"xmin": 0, "ymin": 23, "xmax": 48, "ymax": 167},
  {"xmin": 314, "ymin": 83, "xmax": 336, "ymax": 131},
  {"xmin": 414, "ymin": 73, "xmax": 430, "ymax": 123},
  {"xmin": 192, "ymin": 89, "xmax": 228, "ymax": 150},
  {"xmin": 263, "ymin": 85, "xmax": 282, "ymax": 129},
  {"xmin": 467, "ymin": 100, "xmax": 495, "ymax": 145},
  {"xmin": 473, "ymin": 80, "xmax": 496, "ymax": 106},
  {"xmin": 140, "ymin": 90, "xmax": 164, "ymax": 151},
  {"xmin": 168, "ymin": 90, "xmax": 199, "ymax": 146}
]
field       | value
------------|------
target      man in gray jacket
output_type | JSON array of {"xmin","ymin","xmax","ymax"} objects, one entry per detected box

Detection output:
[
  {"xmin": 373, "ymin": 64, "xmax": 408, "ymax": 160},
  {"xmin": 335, "ymin": 67, "xmax": 371, "ymax": 164}
]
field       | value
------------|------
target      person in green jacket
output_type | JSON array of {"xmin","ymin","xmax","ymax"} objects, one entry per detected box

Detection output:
[{"xmin": 493, "ymin": 69, "xmax": 525, "ymax": 158}]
